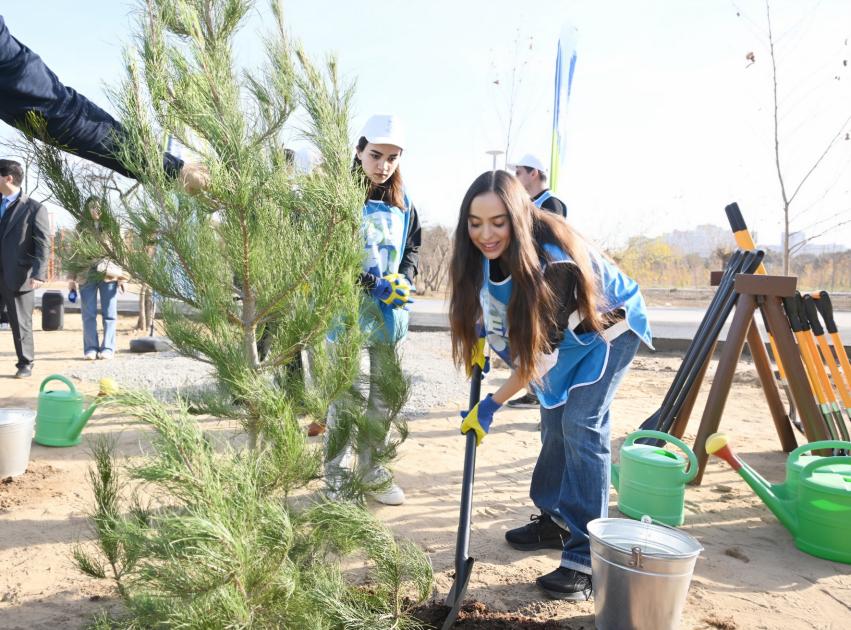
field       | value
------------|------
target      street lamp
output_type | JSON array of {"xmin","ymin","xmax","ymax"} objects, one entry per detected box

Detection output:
[{"xmin": 485, "ymin": 149, "xmax": 504, "ymax": 173}]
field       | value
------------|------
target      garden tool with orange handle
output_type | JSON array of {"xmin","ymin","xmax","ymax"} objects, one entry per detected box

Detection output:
[
  {"xmin": 782, "ymin": 294, "xmax": 843, "ymax": 441},
  {"xmin": 793, "ymin": 294, "xmax": 849, "ymax": 442},
  {"xmin": 805, "ymin": 294, "xmax": 851, "ymax": 437},
  {"xmin": 813, "ymin": 291, "xmax": 851, "ymax": 394}
]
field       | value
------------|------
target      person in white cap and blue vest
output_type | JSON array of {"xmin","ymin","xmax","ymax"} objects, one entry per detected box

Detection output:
[
  {"xmin": 514, "ymin": 153, "xmax": 567, "ymax": 219},
  {"xmin": 324, "ymin": 114, "xmax": 421, "ymax": 506},
  {"xmin": 507, "ymin": 153, "xmax": 567, "ymax": 409}
]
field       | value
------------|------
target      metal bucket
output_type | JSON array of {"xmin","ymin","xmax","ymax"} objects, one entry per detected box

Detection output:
[
  {"xmin": 588, "ymin": 517, "xmax": 703, "ymax": 630},
  {"xmin": 0, "ymin": 409, "xmax": 36, "ymax": 478}
]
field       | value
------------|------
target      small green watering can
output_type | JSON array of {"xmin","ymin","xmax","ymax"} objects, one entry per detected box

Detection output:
[
  {"xmin": 611, "ymin": 429, "xmax": 698, "ymax": 526},
  {"xmin": 708, "ymin": 433, "xmax": 851, "ymax": 564},
  {"xmin": 34, "ymin": 375, "xmax": 98, "ymax": 447}
]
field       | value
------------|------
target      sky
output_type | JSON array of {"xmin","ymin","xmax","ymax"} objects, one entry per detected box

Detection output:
[{"xmin": 2, "ymin": 0, "xmax": 850, "ymax": 250}]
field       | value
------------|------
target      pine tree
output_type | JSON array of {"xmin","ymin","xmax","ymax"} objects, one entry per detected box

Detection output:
[{"xmin": 29, "ymin": 0, "xmax": 429, "ymax": 625}]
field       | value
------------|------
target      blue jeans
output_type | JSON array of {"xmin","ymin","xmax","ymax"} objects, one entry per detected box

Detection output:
[
  {"xmin": 531, "ymin": 330, "xmax": 641, "ymax": 574},
  {"xmin": 80, "ymin": 281, "xmax": 118, "ymax": 354}
]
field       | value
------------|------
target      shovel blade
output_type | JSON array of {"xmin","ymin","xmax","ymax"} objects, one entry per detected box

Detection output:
[{"xmin": 441, "ymin": 556, "xmax": 475, "ymax": 630}]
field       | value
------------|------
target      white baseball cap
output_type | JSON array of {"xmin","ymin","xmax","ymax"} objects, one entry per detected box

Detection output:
[
  {"xmin": 511, "ymin": 153, "xmax": 547, "ymax": 174},
  {"xmin": 359, "ymin": 114, "xmax": 406, "ymax": 150}
]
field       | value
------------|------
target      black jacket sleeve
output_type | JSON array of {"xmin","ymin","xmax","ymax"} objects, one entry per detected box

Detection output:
[
  {"xmin": 540, "ymin": 195, "xmax": 567, "ymax": 219},
  {"xmin": 0, "ymin": 15, "xmax": 183, "ymax": 180},
  {"xmin": 397, "ymin": 203, "xmax": 421, "ymax": 285}
]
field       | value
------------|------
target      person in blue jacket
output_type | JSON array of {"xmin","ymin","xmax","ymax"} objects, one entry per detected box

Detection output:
[
  {"xmin": 449, "ymin": 170, "xmax": 651, "ymax": 600},
  {"xmin": 324, "ymin": 114, "xmax": 421, "ymax": 506},
  {"xmin": 0, "ymin": 15, "xmax": 205, "ymax": 190}
]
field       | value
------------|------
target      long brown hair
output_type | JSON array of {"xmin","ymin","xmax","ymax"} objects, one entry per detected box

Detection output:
[
  {"xmin": 353, "ymin": 136, "xmax": 406, "ymax": 208},
  {"xmin": 449, "ymin": 170, "xmax": 604, "ymax": 385}
]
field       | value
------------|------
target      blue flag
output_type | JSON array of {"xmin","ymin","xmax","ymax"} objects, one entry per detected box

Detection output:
[{"xmin": 550, "ymin": 24, "xmax": 578, "ymax": 195}]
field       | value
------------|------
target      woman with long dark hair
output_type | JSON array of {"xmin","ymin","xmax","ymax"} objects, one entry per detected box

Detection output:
[
  {"xmin": 450, "ymin": 170, "xmax": 651, "ymax": 599},
  {"xmin": 324, "ymin": 114, "xmax": 421, "ymax": 506}
]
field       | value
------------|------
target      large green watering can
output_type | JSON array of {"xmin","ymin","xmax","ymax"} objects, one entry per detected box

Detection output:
[
  {"xmin": 707, "ymin": 433, "xmax": 851, "ymax": 565},
  {"xmin": 34, "ymin": 375, "xmax": 98, "ymax": 447},
  {"xmin": 611, "ymin": 429, "xmax": 698, "ymax": 526}
]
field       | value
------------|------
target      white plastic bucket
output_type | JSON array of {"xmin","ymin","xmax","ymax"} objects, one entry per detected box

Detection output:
[
  {"xmin": 0, "ymin": 409, "xmax": 36, "ymax": 478},
  {"xmin": 589, "ymin": 517, "xmax": 703, "ymax": 630}
]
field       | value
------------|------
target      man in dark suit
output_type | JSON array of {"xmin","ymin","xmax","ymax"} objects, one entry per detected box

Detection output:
[{"xmin": 0, "ymin": 159, "xmax": 50, "ymax": 378}]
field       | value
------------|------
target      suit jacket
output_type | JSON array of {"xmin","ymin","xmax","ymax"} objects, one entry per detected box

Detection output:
[{"xmin": 0, "ymin": 193, "xmax": 51, "ymax": 292}]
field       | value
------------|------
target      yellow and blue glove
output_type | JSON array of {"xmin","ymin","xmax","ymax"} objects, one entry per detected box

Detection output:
[
  {"xmin": 460, "ymin": 394, "xmax": 503, "ymax": 446},
  {"xmin": 371, "ymin": 273, "xmax": 415, "ymax": 309}
]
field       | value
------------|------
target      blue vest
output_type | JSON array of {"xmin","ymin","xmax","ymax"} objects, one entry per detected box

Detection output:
[
  {"xmin": 361, "ymin": 194, "xmax": 413, "ymax": 343},
  {"xmin": 481, "ymin": 244, "xmax": 652, "ymax": 408}
]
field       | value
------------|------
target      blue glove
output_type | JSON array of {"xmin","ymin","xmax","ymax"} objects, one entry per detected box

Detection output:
[
  {"xmin": 460, "ymin": 394, "xmax": 503, "ymax": 446},
  {"xmin": 371, "ymin": 273, "xmax": 415, "ymax": 309}
]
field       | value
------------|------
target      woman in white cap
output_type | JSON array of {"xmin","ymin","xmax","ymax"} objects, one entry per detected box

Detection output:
[
  {"xmin": 449, "ymin": 170, "xmax": 651, "ymax": 600},
  {"xmin": 324, "ymin": 113, "xmax": 421, "ymax": 506}
]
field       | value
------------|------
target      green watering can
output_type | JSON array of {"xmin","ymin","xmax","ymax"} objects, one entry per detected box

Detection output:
[
  {"xmin": 611, "ymin": 429, "xmax": 698, "ymax": 526},
  {"xmin": 707, "ymin": 433, "xmax": 851, "ymax": 565},
  {"xmin": 34, "ymin": 375, "xmax": 99, "ymax": 447}
]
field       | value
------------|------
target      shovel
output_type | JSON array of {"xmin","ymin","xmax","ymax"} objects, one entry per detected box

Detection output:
[{"xmin": 442, "ymin": 363, "xmax": 482, "ymax": 630}]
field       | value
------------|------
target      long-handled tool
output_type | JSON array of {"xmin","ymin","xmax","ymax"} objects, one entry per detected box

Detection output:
[
  {"xmin": 813, "ymin": 291, "xmax": 851, "ymax": 392},
  {"xmin": 639, "ymin": 249, "xmax": 746, "ymax": 432},
  {"xmin": 802, "ymin": 295, "xmax": 851, "ymax": 441},
  {"xmin": 644, "ymin": 250, "xmax": 765, "ymax": 437},
  {"xmin": 442, "ymin": 364, "xmax": 482, "ymax": 630},
  {"xmin": 656, "ymin": 250, "xmax": 765, "ymax": 435},
  {"xmin": 807, "ymin": 294, "xmax": 851, "ymax": 418},
  {"xmin": 791, "ymin": 293, "xmax": 848, "ymax": 441},
  {"xmin": 782, "ymin": 294, "xmax": 841, "ymax": 440},
  {"xmin": 725, "ymin": 202, "xmax": 797, "ymax": 427}
]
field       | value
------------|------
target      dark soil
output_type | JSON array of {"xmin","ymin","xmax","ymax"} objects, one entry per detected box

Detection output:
[{"xmin": 413, "ymin": 600, "xmax": 583, "ymax": 629}]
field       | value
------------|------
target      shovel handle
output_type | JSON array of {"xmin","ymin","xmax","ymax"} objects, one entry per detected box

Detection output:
[{"xmin": 451, "ymin": 364, "xmax": 482, "ymax": 593}]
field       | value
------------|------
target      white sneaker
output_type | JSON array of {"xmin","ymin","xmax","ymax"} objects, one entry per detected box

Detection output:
[
  {"xmin": 98, "ymin": 350, "xmax": 114, "ymax": 360},
  {"xmin": 363, "ymin": 466, "xmax": 405, "ymax": 505},
  {"xmin": 84, "ymin": 351, "xmax": 97, "ymax": 360},
  {"xmin": 369, "ymin": 483, "xmax": 406, "ymax": 506},
  {"xmin": 0, "ymin": 323, "xmax": 10, "ymax": 331}
]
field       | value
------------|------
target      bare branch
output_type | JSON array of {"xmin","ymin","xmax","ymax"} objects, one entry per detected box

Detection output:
[
  {"xmin": 788, "ymin": 110, "xmax": 851, "ymax": 205},
  {"xmin": 789, "ymin": 217, "xmax": 851, "ymax": 254}
]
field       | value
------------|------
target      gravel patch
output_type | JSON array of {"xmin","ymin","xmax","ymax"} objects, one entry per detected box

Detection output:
[
  {"xmin": 68, "ymin": 347, "xmax": 217, "ymax": 402},
  {"xmin": 67, "ymin": 331, "xmax": 470, "ymax": 417}
]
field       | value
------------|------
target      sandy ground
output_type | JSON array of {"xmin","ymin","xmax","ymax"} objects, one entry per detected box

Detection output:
[{"xmin": 1, "ymin": 313, "xmax": 850, "ymax": 629}]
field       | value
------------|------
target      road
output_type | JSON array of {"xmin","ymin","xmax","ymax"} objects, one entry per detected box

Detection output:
[{"xmin": 32, "ymin": 290, "xmax": 851, "ymax": 351}]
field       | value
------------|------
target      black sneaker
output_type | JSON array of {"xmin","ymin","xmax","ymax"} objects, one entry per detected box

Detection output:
[
  {"xmin": 536, "ymin": 567, "xmax": 593, "ymax": 601},
  {"xmin": 505, "ymin": 513, "xmax": 569, "ymax": 551},
  {"xmin": 507, "ymin": 392, "xmax": 539, "ymax": 408}
]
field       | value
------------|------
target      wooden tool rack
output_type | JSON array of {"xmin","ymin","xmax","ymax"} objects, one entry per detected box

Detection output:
[{"xmin": 664, "ymin": 272, "xmax": 832, "ymax": 484}]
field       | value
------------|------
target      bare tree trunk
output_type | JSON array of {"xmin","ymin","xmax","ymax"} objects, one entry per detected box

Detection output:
[
  {"xmin": 242, "ymin": 293, "xmax": 260, "ymax": 450},
  {"xmin": 766, "ymin": 0, "xmax": 792, "ymax": 275},
  {"xmin": 136, "ymin": 285, "xmax": 148, "ymax": 331}
]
